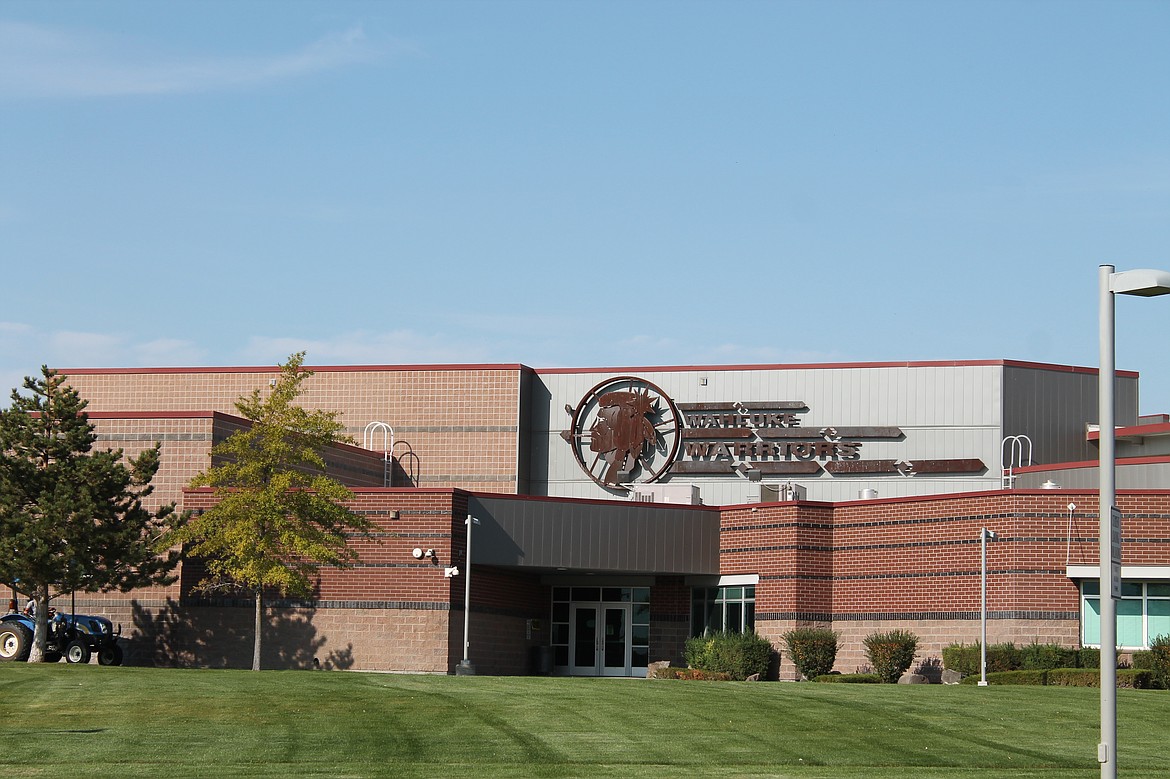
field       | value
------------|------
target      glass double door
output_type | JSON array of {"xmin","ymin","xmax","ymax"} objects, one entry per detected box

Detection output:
[{"xmin": 570, "ymin": 603, "xmax": 631, "ymax": 677}]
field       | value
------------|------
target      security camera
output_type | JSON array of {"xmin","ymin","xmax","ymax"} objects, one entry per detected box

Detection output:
[
  {"xmin": 425, "ymin": 548, "xmax": 435, "ymax": 558},
  {"xmin": 412, "ymin": 548, "xmax": 424, "ymax": 559},
  {"xmin": 444, "ymin": 567, "xmax": 459, "ymax": 578}
]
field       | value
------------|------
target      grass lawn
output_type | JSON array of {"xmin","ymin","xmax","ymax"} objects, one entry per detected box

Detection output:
[{"xmin": 2, "ymin": 665, "xmax": 1169, "ymax": 778}]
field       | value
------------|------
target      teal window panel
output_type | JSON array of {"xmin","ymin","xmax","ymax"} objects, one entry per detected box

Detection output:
[
  {"xmin": 1148, "ymin": 599, "xmax": 1170, "ymax": 645},
  {"xmin": 1118, "ymin": 599, "xmax": 1144, "ymax": 648},
  {"xmin": 1084, "ymin": 598, "xmax": 1101, "ymax": 646}
]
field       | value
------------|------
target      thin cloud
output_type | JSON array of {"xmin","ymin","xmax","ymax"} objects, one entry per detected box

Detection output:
[
  {"xmin": 240, "ymin": 330, "xmax": 494, "ymax": 367},
  {"xmin": 0, "ymin": 322, "xmax": 204, "ymax": 372},
  {"xmin": 0, "ymin": 22, "xmax": 383, "ymax": 98}
]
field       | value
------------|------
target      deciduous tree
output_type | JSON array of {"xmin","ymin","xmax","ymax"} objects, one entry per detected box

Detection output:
[
  {"xmin": 159, "ymin": 352, "xmax": 370, "ymax": 670},
  {"xmin": 0, "ymin": 368, "xmax": 178, "ymax": 662}
]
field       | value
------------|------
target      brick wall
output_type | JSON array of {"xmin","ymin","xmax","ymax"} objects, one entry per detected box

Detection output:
[
  {"xmin": 52, "ymin": 483, "xmax": 1170, "ymax": 676},
  {"xmin": 66, "ymin": 365, "xmax": 528, "ymax": 493},
  {"xmin": 729, "ymin": 490, "xmax": 1170, "ymax": 679}
]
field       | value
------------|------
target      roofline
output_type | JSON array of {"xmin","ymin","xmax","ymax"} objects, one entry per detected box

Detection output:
[
  {"xmin": 59, "ymin": 359, "xmax": 1136, "ymax": 378},
  {"xmin": 60, "ymin": 363, "xmax": 534, "ymax": 376},
  {"xmin": 1016, "ymin": 455, "xmax": 1170, "ymax": 473},
  {"xmin": 1086, "ymin": 422, "xmax": 1170, "ymax": 441},
  {"xmin": 535, "ymin": 359, "xmax": 1134, "ymax": 376}
]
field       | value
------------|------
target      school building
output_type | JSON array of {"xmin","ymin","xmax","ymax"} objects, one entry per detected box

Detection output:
[{"xmin": 57, "ymin": 359, "xmax": 1170, "ymax": 677}]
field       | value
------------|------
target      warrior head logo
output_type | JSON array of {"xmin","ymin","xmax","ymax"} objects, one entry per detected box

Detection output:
[{"xmin": 562, "ymin": 376, "xmax": 681, "ymax": 489}]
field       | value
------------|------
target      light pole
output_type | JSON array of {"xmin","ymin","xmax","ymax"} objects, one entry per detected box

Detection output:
[
  {"xmin": 458, "ymin": 514, "xmax": 480, "ymax": 675},
  {"xmin": 1098, "ymin": 265, "xmax": 1170, "ymax": 778},
  {"xmin": 979, "ymin": 527, "xmax": 996, "ymax": 687}
]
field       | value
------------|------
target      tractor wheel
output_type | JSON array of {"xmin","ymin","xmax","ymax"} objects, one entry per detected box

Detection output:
[
  {"xmin": 0, "ymin": 625, "xmax": 32, "ymax": 661},
  {"xmin": 97, "ymin": 645, "xmax": 123, "ymax": 666},
  {"xmin": 65, "ymin": 639, "xmax": 91, "ymax": 664}
]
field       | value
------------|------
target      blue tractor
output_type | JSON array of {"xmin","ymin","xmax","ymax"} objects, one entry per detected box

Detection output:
[{"xmin": 0, "ymin": 609, "xmax": 123, "ymax": 665}]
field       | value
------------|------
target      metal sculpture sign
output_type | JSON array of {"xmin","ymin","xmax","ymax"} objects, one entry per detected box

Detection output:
[{"xmin": 561, "ymin": 376, "xmax": 984, "ymax": 490}]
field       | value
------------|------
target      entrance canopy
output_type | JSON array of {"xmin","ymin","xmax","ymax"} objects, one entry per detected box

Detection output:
[{"xmin": 468, "ymin": 494, "xmax": 719, "ymax": 575}]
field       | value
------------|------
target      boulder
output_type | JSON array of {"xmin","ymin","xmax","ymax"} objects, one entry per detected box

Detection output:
[
  {"xmin": 941, "ymin": 669, "xmax": 963, "ymax": 685},
  {"xmin": 897, "ymin": 672, "xmax": 928, "ymax": 684},
  {"xmin": 647, "ymin": 660, "xmax": 672, "ymax": 678}
]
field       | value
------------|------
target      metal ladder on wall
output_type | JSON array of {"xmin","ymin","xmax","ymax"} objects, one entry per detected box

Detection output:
[
  {"xmin": 1000, "ymin": 434, "xmax": 1032, "ymax": 489},
  {"xmin": 363, "ymin": 421, "xmax": 395, "ymax": 488}
]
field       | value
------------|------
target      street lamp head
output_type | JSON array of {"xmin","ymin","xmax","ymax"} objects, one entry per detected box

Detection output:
[{"xmin": 1108, "ymin": 268, "xmax": 1170, "ymax": 297}]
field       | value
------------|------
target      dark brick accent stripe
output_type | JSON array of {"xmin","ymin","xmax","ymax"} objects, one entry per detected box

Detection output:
[
  {"xmin": 757, "ymin": 610, "xmax": 1079, "ymax": 622},
  {"xmin": 648, "ymin": 613, "xmax": 689, "ymax": 622},
  {"xmin": 348, "ymin": 425, "xmax": 518, "ymax": 434},
  {"xmin": 466, "ymin": 604, "xmax": 541, "ymax": 620},
  {"xmin": 97, "ymin": 432, "xmax": 213, "ymax": 441},
  {"xmin": 350, "ymin": 531, "xmax": 451, "ymax": 539},
  {"xmin": 355, "ymin": 509, "xmax": 452, "ymax": 516},
  {"xmin": 726, "ymin": 536, "xmax": 1170, "ymax": 555},
  {"xmin": 759, "ymin": 569, "xmax": 1065, "ymax": 581},
  {"xmin": 186, "ymin": 598, "xmax": 450, "ymax": 610}
]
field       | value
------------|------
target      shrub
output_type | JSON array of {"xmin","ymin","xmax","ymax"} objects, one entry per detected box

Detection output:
[
  {"xmin": 942, "ymin": 643, "xmax": 978, "ymax": 676},
  {"xmin": 959, "ymin": 668, "xmax": 1155, "ymax": 688},
  {"xmin": 1142, "ymin": 634, "xmax": 1170, "ymax": 688},
  {"xmin": 945, "ymin": 642, "xmax": 1097, "ymax": 678},
  {"xmin": 1019, "ymin": 642, "xmax": 1078, "ymax": 670},
  {"xmin": 812, "ymin": 673, "xmax": 880, "ymax": 683},
  {"xmin": 959, "ymin": 669, "xmax": 1049, "ymax": 686},
  {"xmin": 863, "ymin": 630, "xmax": 919, "ymax": 683},
  {"xmin": 986, "ymin": 643, "xmax": 1021, "ymax": 672},
  {"xmin": 684, "ymin": 631, "xmax": 773, "ymax": 681},
  {"xmin": 782, "ymin": 628, "xmax": 838, "ymax": 680},
  {"xmin": 1048, "ymin": 669, "xmax": 1155, "ymax": 689}
]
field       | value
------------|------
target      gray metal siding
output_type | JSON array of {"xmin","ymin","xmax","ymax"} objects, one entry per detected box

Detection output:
[
  {"xmin": 468, "ymin": 495, "xmax": 720, "ymax": 575},
  {"xmin": 1015, "ymin": 462, "xmax": 1170, "ymax": 490},
  {"xmin": 1002, "ymin": 366, "xmax": 1138, "ymax": 467},
  {"xmin": 531, "ymin": 364, "xmax": 1007, "ymax": 503}
]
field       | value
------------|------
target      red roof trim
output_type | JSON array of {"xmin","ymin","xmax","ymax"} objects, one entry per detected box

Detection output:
[
  {"xmin": 462, "ymin": 489, "xmax": 723, "ymax": 512},
  {"xmin": 58, "ymin": 359, "xmax": 1136, "ymax": 378},
  {"xmin": 1086, "ymin": 422, "xmax": 1170, "ymax": 441},
  {"xmin": 61, "ymin": 363, "xmax": 532, "ymax": 376},
  {"xmin": 1015, "ymin": 455, "xmax": 1170, "ymax": 473},
  {"xmin": 535, "ymin": 359, "xmax": 1136, "ymax": 377}
]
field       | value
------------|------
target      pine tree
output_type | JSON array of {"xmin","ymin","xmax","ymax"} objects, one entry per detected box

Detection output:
[
  {"xmin": 158, "ymin": 352, "xmax": 371, "ymax": 670},
  {"xmin": 0, "ymin": 368, "xmax": 178, "ymax": 662}
]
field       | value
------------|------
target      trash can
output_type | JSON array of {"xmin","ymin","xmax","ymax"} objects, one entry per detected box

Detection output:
[{"xmin": 529, "ymin": 645, "xmax": 553, "ymax": 675}]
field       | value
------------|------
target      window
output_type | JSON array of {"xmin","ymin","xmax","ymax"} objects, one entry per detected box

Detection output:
[
  {"xmin": 691, "ymin": 585, "xmax": 755, "ymax": 636},
  {"xmin": 1081, "ymin": 580, "xmax": 1170, "ymax": 649}
]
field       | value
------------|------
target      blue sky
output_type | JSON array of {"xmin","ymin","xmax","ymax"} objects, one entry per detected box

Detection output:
[{"xmin": 2, "ymin": 1, "xmax": 1170, "ymax": 411}]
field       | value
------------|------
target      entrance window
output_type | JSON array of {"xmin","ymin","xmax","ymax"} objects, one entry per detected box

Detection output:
[
  {"xmin": 1081, "ymin": 580, "xmax": 1170, "ymax": 649},
  {"xmin": 691, "ymin": 585, "xmax": 756, "ymax": 636},
  {"xmin": 550, "ymin": 586, "xmax": 651, "ymax": 670}
]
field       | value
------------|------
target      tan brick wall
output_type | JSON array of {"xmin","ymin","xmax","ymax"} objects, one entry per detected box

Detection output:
[
  {"xmin": 65, "ymin": 365, "xmax": 528, "ymax": 493},
  {"xmin": 76, "ymin": 596, "xmax": 453, "ymax": 672}
]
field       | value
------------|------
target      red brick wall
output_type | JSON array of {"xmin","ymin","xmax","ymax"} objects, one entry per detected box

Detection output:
[
  {"xmin": 63, "ymin": 486, "xmax": 1170, "ymax": 676},
  {"xmin": 730, "ymin": 490, "xmax": 1170, "ymax": 679}
]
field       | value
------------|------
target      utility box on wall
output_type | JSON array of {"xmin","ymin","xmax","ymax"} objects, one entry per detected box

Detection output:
[
  {"xmin": 754, "ymin": 482, "xmax": 806, "ymax": 503},
  {"xmin": 629, "ymin": 484, "xmax": 702, "ymax": 505}
]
